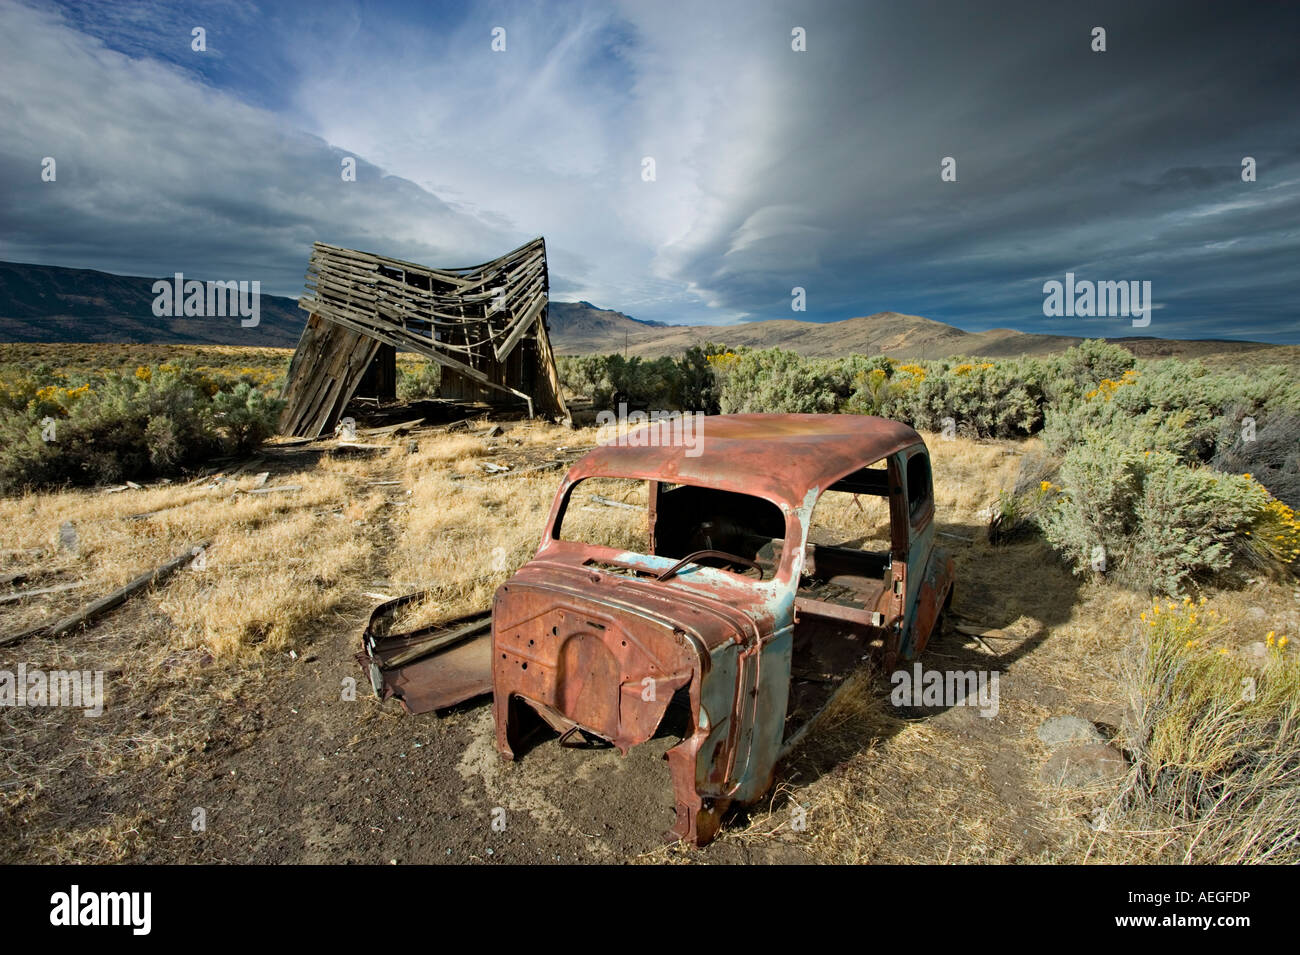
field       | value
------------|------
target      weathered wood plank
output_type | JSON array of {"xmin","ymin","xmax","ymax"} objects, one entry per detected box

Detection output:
[
  {"xmin": 0, "ymin": 581, "xmax": 88, "ymax": 605},
  {"xmin": 1, "ymin": 541, "xmax": 209, "ymax": 647}
]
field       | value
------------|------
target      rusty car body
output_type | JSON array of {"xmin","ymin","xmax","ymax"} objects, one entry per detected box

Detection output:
[{"xmin": 489, "ymin": 413, "xmax": 955, "ymax": 845}]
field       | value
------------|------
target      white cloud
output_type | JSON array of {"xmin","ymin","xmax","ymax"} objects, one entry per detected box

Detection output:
[
  {"xmin": 281, "ymin": 1, "xmax": 798, "ymax": 323},
  {"xmin": 0, "ymin": 0, "xmax": 520, "ymax": 294}
]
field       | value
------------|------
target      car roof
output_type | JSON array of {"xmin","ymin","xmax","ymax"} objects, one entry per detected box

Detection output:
[{"xmin": 568, "ymin": 413, "xmax": 923, "ymax": 508}]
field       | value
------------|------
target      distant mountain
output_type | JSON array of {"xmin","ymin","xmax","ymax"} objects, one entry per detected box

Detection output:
[
  {"xmin": 544, "ymin": 304, "xmax": 1299, "ymax": 366},
  {"xmin": 544, "ymin": 300, "xmax": 670, "ymax": 352},
  {"xmin": 1, "ymin": 260, "xmax": 1294, "ymax": 367},
  {"xmin": 0, "ymin": 260, "xmax": 305, "ymax": 347},
  {"xmin": 549, "ymin": 300, "xmax": 667, "ymax": 329},
  {"xmin": 550, "ymin": 309, "xmax": 1038, "ymax": 359}
]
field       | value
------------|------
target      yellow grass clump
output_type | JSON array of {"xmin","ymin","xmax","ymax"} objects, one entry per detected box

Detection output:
[{"xmin": 1094, "ymin": 599, "xmax": 1300, "ymax": 864}]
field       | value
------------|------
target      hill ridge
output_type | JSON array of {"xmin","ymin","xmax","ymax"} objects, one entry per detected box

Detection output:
[{"xmin": 0, "ymin": 259, "xmax": 1292, "ymax": 365}]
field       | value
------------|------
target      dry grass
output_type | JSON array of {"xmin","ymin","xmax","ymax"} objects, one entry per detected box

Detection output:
[
  {"xmin": 810, "ymin": 491, "xmax": 892, "ymax": 548},
  {"xmin": 1080, "ymin": 598, "xmax": 1300, "ymax": 863},
  {"xmin": 0, "ymin": 456, "xmax": 383, "ymax": 657},
  {"xmin": 926, "ymin": 433, "xmax": 1032, "ymax": 521},
  {"xmin": 386, "ymin": 468, "xmax": 556, "ymax": 629},
  {"xmin": 556, "ymin": 477, "xmax": 649, "ymax": 552},
  {"xmin": 0, "ymin": 342, "xmax": 291, "ymax": 382},
  {"xmin": 407, "ymin": 434, "xmax": 492, "ymax": 467},
  {"xmin": 388, "ymin": 421, "xmax": 617, "ymax": 630}
]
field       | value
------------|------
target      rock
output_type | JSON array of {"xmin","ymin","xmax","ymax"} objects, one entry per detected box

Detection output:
[
  {"xmin": 1036, "ymin": 715, "xmax": 1104, "ymax": 749},
  {"xmin": 1039, "ymin": 743, "xmax": 1128, "ymax": 788},
  {"xmin": 1240, "ymin": 641, "xmax": 1271, "ymax": 673}
]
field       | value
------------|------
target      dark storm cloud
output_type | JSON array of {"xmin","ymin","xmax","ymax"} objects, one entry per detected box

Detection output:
[{"xmin": 653, "ymin": 0, "xmax": 1300, "ymax": 340}]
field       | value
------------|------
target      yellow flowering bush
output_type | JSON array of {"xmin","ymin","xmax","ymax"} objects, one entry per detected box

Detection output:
[
  {"xmin": 1246, "ymin": 482, "xmax": 1300, "ymax": 566},
  {"xmin": 895, "ymin": 363, "xmax": 927, "ymax": 381},
  {"xmin": 1083, "ymin": 368, "xmax": 1139, "ymax": 401},
  {"xmin": 0, "ymin": 362, "xmax": 283, "ymax": 490}
]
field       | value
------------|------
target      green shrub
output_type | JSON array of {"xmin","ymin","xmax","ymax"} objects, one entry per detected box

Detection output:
[
  {"xmin": 671, "ymin": 345, "xmax": 722, "ymax": 413},
  {"xmin": 1044, "ymin": 364, "xmax": 1210, "ymax": 459},
  {"xmin": 1038, "ymin": 435, "xmax": 1267, "ymax": 593},
  {"xmin": 0, "ymin": 363, "xmax": 281, "ymax": 492},
  {"xmin": 397, "ymin": 361, "xmax": 441, "ymax": 400},
  {"xmin": 558, "ymin": 350, "xmax": 719, "ymax": 412},
  {"xmin": 870, "ymin": 359, "xmax": 1045, "ymax": 437},
  {"xmin": 212, "ymin": 381, "xmax": 286, "ymax": 455},
  {"xmin": 559, "ymin": 339, "xmax": 1144, "ymax": 435},
  {"xmin": 710, "ymin": 347, "xmax": 853, "ymax": 414},
  {"xmin": 552, "ymin": 341, "xmax": 1298, "ymax": 593},
  {"xmin": 1040, "ymin": 338, "xmax": 1137, "ymax": 407},
  {"xmin": 1043, "ymin": 357, "xmax": 1300, "ymax": 466}
]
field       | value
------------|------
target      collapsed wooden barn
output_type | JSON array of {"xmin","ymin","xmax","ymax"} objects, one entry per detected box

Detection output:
[{"xmin": 278, "ymin": 238, "xmax": 568, "ymax": 438}]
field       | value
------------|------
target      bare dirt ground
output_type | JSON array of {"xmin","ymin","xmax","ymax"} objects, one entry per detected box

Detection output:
[{"xmin": 2, "ymin": 421, "xmax": 1294, "ymax": 864}]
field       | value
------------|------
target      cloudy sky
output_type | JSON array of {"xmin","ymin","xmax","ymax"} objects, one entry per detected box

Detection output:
[{"xmin": 2, "ymin": 0, "xmax": 1297, "ymax": 341}]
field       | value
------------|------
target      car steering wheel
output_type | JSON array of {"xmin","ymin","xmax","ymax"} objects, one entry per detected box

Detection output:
[{"xmin": 656, "ymin": 549, "xmax": 765, "ymax": 582}]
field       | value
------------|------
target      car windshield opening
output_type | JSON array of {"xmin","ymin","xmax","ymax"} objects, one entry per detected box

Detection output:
[{"xmin": 556, "ymin": 477, "xmax": 787, "ymax": 581}]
